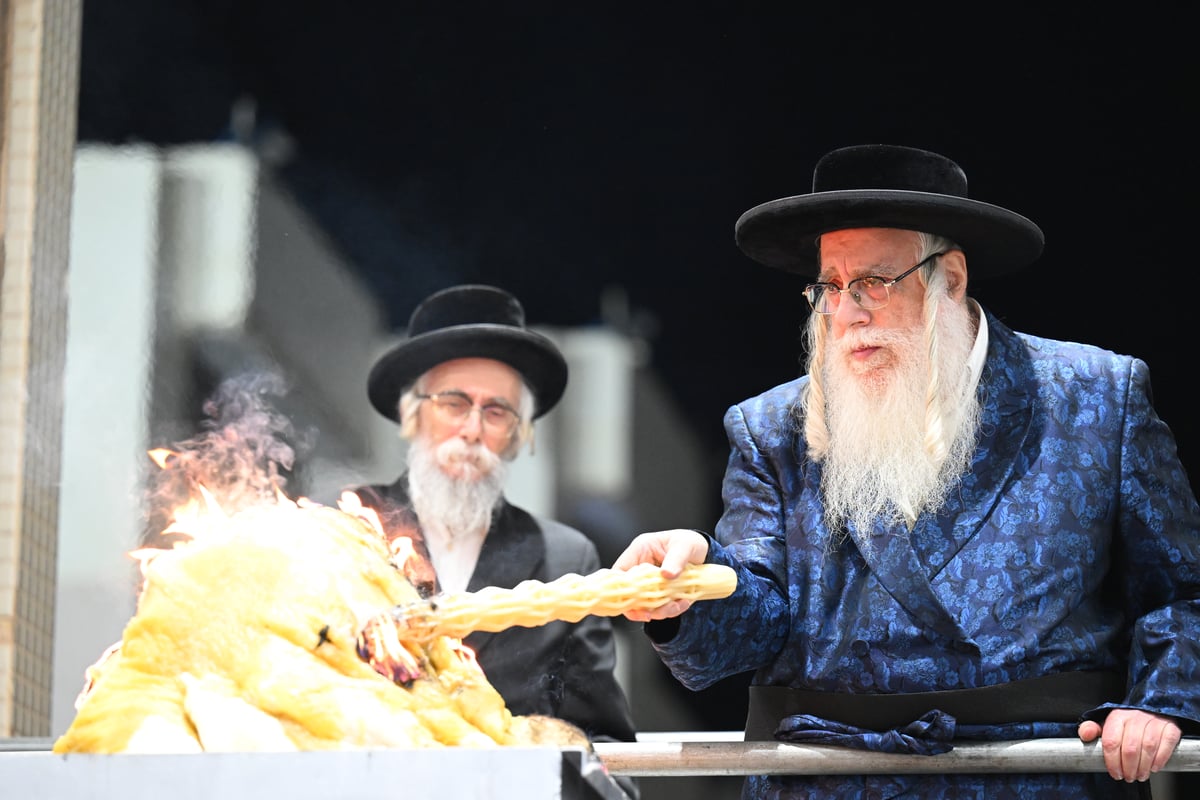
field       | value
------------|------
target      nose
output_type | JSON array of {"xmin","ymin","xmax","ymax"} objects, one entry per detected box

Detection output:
[
  {"xmin": 454, "ymin": 404, "xmax": 486, "ymax": 440},
  {"xmin": 830, "ymin": 292, "xmax": 870, "ymax": 336}
]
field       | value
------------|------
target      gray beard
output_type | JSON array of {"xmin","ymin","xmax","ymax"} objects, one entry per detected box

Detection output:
[
  {"xmin": 818, "ymin": 297, "xmax": 981, "ymax": 549},
  {"xmin": 406, "ymin": 436, "xmax": 507, "ymax": 539}
]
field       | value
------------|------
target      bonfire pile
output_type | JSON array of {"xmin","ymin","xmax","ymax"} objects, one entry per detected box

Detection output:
[{"xmin": 53, "ymin": 493, "xmax": 579, "ymax": 753}]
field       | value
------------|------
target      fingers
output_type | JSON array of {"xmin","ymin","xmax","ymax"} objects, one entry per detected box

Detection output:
[
  {"xmin": 659, "ymin": 530, "xmax": 709, "ymax": 577},
  {"xmin": 1101, "ymin": 711, "xmax": 1132, "ymax": 781},
  {"xmin": 1098, "ymin": 709, "xmax": 1183, "ymax": 783},
  {"xmin": 610, "ymin": 531, "xmax": 667, "ymax": 571},
  {"xmin": 612, "ymin": 529, "xmax": 709, "ymax": 576},
  {"xmin": 615, "ymin": 530, "xmax": 710, "ymax": 622},
  {"xmin": 623, "ymin": 598, "xmax": 694, "ymax": 623},
  {"xmin": 1146, "ymin": 716, "xmax": 1183, "ymax": 776}
]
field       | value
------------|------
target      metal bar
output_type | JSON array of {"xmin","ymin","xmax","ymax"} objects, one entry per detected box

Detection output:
[
  {"xmin": 0, "ymin": 749, "xmax": 617, "ymax": 800},
  {"xmin": 593, "ymin": 738, "xmax": 1200, "ymax": 776},
  {"xmin": 9, "ymin": 734, "xmax": 1199, "ymax": 775}
]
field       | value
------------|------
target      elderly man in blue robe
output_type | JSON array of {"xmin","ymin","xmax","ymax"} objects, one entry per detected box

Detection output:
[{"xmin": 615, "ymin": 144, "xmax": 1199, "ymax": 799}]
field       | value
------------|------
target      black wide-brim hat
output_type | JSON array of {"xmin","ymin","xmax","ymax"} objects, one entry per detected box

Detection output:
[
  {"xmin": 734, "ymin": 144, "xmax": 1045, "ymax": 278},
  {"xmin": 367, "ymin": 284, "xmax": 568, "ymax": 422}
]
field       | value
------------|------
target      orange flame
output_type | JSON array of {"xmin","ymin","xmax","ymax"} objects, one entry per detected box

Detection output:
[
  {"xmin": 336, "ymin": 490, "xmax": 418, "ymax": 570},
  {"xmin": 357, "ymin": 610, "xmax": 427, "ymax": 685},
  {"xmin": 132, "ymin": 450, "xmax": 449, "ymax": 687}
]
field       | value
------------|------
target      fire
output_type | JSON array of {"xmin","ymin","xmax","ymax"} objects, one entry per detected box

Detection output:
[
  {"xmin": 139, "ymin": 450, "xmax": 441, "ymax": 689},
  {"xmin": 355, "ymin": 599, "xmax": 426, "ymax": 686},
  {"xmin": 335, "ymin": 489, "xmax": 417, "ymax": 568},
  {"xmin": 147, "ymin": 447, "xmax": 175, "ymax": 469},
  {"xmin": 57, "ymin": 368, "xmax": 599, "ymax": 754},
  {"xmin": 143, "ymin": 451, "xmax": 397, "ymax": 555},
  {"xmin": 52, "ymin": 445, "xmax": 557, "ymax": 754}
]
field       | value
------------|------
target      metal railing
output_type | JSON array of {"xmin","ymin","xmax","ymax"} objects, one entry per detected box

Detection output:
[
  {"xmin": 8, "ymin": 733, "xmax": 1199, "ymax": 775},
  {"xmin": 593, "ymin": 734, "xmax": 1200, "ymax": 776}
]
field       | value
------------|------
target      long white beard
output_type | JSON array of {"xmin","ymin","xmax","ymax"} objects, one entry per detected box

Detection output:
[
  {"xmin": 407, "ymin": 437, "xmax": 507, "ymax": 540},
  {"xmin": 818, "ymin": 297, "xmax": 980, "ymax": 544}
]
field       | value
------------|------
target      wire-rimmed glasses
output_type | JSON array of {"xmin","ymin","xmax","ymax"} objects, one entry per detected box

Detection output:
[
  {"xmin": 415, "ymin": 390, "xmax": 521, "ymax": 434},
  {"xmin": 803, "ymin": 252, "xmax": 945, "ymax": 315}
]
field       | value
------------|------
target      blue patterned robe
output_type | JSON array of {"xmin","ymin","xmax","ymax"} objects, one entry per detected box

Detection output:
[{"xmin": 648, "ymin": 309, "xmax": 1200, "ymax": 799}]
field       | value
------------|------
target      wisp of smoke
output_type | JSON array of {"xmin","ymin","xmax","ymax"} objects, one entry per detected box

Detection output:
[{"xmin": 145, "ymin": 372, "xmax": 315, "ymax": 535}]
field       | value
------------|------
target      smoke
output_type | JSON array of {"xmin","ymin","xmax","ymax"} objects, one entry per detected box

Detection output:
[{"xmin": 144, "ymin": 372, "xmax": 316, "ymax": 537}]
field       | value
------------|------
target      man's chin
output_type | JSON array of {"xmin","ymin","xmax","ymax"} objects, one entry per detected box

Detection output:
[{"xmin": 845, "ymin": 364, "xmax": 897, "ymax": 395}]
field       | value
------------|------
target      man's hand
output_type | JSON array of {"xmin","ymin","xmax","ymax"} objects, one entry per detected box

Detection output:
[
  {"xmin": 1078, "ymin": 708, "xmax": 1182, "ymax": 782},
  {"xmin": 612, "ymin": 529, "xmax": 709, "ymax": 622}
]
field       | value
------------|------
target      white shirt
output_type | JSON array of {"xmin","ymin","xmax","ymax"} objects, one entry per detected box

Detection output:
[{"xmin": 422, "ymin": 522, "xmax": 487, "ymax": 594}]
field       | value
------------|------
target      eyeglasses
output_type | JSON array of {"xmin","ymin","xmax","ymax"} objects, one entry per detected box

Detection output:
[
  {"xmin": 803, "ymin": 252, "xmax": 945, "ymax": 315},
  {"xmin": 415, "ymin": 390, "xmax": 521, "ymax": 434}
]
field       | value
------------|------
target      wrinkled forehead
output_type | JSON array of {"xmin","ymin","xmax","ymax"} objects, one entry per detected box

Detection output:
[
  {"xmin": 420, "ymin": 357, "xmax": 523, "ymax": 397},
  {"xmin": 816, "ymin": 227, "xmax": 924, "ymax": 255},
  {"xmin": 816, "ymin": 228, "xmax": 924, "ymax": 276}
]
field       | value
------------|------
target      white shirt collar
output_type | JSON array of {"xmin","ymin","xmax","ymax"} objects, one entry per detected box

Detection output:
[
  {"xmin": 966, "ymin": 298, "xmax": 988, "ymax": 394},
  {"xmin": 423, "ymin": 522, "xmax": 487, "ymax": 594}
]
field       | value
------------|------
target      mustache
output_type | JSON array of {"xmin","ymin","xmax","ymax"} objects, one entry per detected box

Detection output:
[
  {"xmin": 436, "ymin": 438, "xmax": 500, "ymax": 471},
  {"xmin": 834, "ymin": 327, "xmax": 910, "ymax": 354}
]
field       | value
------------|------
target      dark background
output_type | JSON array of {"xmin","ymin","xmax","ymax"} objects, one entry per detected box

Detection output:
[
  {"xmin": 76, "ymin": 2, "xmax": 1196, "ymax": 745},
  {"xmin": 78, "ymin": 4, "xmax": 1196, "ymax": 512}
]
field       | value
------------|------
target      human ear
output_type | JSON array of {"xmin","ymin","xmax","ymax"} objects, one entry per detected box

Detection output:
[{"xmin": 941, "ymin": 250, "xmax": 969, "ymax": 300}]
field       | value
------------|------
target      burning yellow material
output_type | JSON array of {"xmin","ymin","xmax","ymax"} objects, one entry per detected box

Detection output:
[{"xmin": 53, "ymin": 495, "xmax": 552, "ymax": 753}]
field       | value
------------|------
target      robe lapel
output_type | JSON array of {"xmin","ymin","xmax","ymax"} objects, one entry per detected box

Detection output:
[
  {"xmin": 851, "ymin": 517, "xmax": 971, "ymax": 643},
  {"xmin": 938, "ymin": 314, "xmax": 1038, "ymax": 560},
  {"xmin": 847, "ymin": 313, "xmax": 1036, "ymax": 645}
]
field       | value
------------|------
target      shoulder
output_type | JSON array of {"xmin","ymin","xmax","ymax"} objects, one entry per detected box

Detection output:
[
  {"xmin": 506, "ymin": 503, "xmax": 602, "ymax": 571},
  {"xmin": 532, "ymin": 514, "xmax": 589, "ymax": 540},
  {"xmin": 535, "ymin": 514, "xmax": 599, "ymax": 560},
  {"xmin": 987, "ymin": 310, "xmax": 1143, "ymax": 385},
  {"xmin": 726, "ymin": 377, "xmax": 806, "ymax": 424},
  {"xmin": 499, "ymin": 501, "xmax": 596, "ymax": 549},
  {"xmin": 343, "ymin": 475, "xmax": 409, "ymax": 507},
  {"xmin": 722, "ymin": 377, "xmax": 807, "ymax": 454},
  {"xmin": 1017, "ymin": 332, "xmax": 1143, "ymax": 388}
]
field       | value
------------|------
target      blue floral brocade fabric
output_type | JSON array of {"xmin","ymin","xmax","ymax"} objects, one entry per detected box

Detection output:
[{"xmin": 650, "ymin": 309, "xmax": 1200, "ymax": 799}]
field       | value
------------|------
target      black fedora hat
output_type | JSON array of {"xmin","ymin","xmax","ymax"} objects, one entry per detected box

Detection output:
[
  {"xmin": 367, "ymin": 284, "xmax": 568, "ymax": 422},
  {"xmin": 734, "ymin": 144, "xmax": 1044, "ymax": 278}
]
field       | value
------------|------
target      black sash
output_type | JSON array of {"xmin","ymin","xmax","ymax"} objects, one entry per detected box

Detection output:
[{"xmin": 744, "ymin": 671, "xmax": 1124, "ymax": 740}]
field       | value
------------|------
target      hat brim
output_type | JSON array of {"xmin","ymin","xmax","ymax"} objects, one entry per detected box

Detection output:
[
  {"xmin": 734, "ymin": 189, "xmax": 1044, "ymax": 278},
  {"xmin": 368, "ymin": 324, "xmax": 568, "ymax": 422}
]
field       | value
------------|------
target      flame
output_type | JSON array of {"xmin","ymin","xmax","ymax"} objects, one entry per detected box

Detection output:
[
  {"xmin": 356, "ymin": 609, "xmax": 426, "ymax": 685},
  {"xmin": 132, "ymin": 451, "xmax": 284, "ymax": 576},
  {"xmin": 147, "ymin": 448, "xmax": 175, "ymax": 469},
  {"xmin": 336, "ymin": 489, "xmax": 420, "ymax": 572},
  {"xmin": 335, "ymin": 490, "xmax": 386, "ymax": 538},
  {"xmin": 335, "ymin": 491, "xmax": 473, "ymax": 683},
  {"xmin": 128, "ymin": 449, "xmax": 446, "ymax": 688},
  {"xmin": 144, "ymin": 448, "xmax": 295, "ymax": 542}
]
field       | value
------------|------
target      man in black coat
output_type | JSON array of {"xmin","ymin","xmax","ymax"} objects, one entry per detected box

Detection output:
[{"xmin": 352, "ymin": 284, "xmax": 638, "ymax": 798}]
